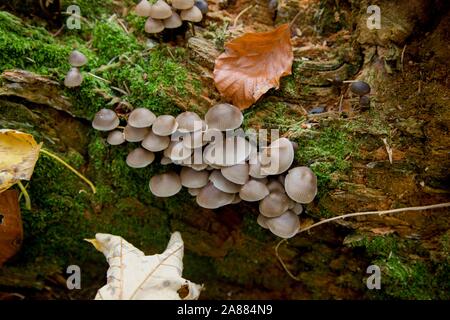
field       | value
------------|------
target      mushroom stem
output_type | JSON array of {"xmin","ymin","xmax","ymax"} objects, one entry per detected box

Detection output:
[
  {"xmin": 17, "ymin": 180, "xmax": 31, "ymax": 210},
  {"xmin": 40, "ymin": 148, "xmax": 97, "ymax": 194},
  {"xmin": 190, "ymin": 22, "xmax": 196, "ymax": 36}
]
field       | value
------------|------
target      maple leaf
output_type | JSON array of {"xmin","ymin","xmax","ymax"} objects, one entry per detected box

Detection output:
[
  {"xmin": 87, "ymin": 231, "xmax": 203, "ymax": 300},
  {"xmin": 213, "ymin": 24, "xmax": 294, "ymax": 110}
]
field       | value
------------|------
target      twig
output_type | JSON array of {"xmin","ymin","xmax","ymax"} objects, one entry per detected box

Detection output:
[
  {"xmin": 17, "ymin": 181, "xmax": 31, "ymax": 210},
  {"xmin": 87, "ymin": 72, "xmax": 111, "ymax": 84},
  {"xmin": 233, "ymin": 5, "xmax": 253, "ymax": 28},
  {"xmin": 275, "ymin": 239, "xmax": 301, "ymax": 281},
  {"xmin": 40, "ymin": 148, "xmax": 97, "ymax": 194},
  {"xmin": 400, "ymin": 44, "xmax": 407, "ymax": 73},
  {"xmin": 382, "ymin": 138, "xmax": 393, "ymax": 164},
  {"xmin": 289, "ymin": 11, "xmax": 302, "ymax": 28}
]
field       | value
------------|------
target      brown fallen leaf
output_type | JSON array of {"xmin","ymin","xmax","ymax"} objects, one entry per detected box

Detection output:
[
  {"xmin": 0, "ymin": 190, "xmax": 23, "ymax": 266},
  {"xmin": 213, "ymin": 24, "xmax": 294, "ymax": 109}
]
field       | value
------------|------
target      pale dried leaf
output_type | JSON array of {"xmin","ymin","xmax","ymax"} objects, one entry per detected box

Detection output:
[{"xmin": 90, "ymin": 231, "xmax": 203, "ymax": 300}]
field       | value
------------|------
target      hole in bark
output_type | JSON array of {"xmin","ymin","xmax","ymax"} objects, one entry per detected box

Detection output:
[{"xmin": 0, "ymin": 214, "xmax": 4, "ymax": 225}]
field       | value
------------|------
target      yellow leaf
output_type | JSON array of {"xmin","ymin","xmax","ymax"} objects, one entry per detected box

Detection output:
[{"xmin": 0, "ymin": 129, "xmax": 42, "ymax": 193}]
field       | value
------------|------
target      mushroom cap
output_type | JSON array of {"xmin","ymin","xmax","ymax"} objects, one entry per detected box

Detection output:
[
  {"xmin": 128, "ymin": 108, "xmax": 156, "ymax": 128},
  {"xmin": 188, "ymin": 187, "xmax": 201, "ymax": 196},
  {"xmin": 292, "ymin": 203, "xmax": 303, "ymax": 215},
  {"xmin": 164, "ymin": 141, "xmax": 193, "ymax": 161},
  {"xmin": 260, "ymin": 137, "xmax": 294, "ymax": 175},
  {"xmin": 257, "ymin": 214, "xmax": 269, "ymax": 229},
  {"xmin": 163, "ymin": 12, "xmax": 183, "ymax": 29},
  {"xmin": 239, "ymin": 179, "xmax": 269, "ymax": 202},
  {"xmin": 107, "ymin": 130, "xmax": 125, "ymax": 145},
  {"xmin": 135, "ymin": 0, "xmax": 153, "ymax": 16},
  {"xmin": 126, "ymin": 148, "xmax": 155, "ymax": 168},
  {"xmin": 209, "ymin": 170, "xmax": 241, "ymax": 193},
  {"xmin": 175, "ymin": 111, "xmax": 203, "ymax": 133},
  {"xmin": 267, "ymin": 180, "xmax": 285, "ymax": 193},
  {"xmin": 265, "ymin": 210, "xmax": 300, "ymax": 239},
  {"xmin": 124, "ymin": 125, "xmax": 149, "ymax": 142},
  {"xmin": 142, "ymin": 130, "xmax": 170, "ymax": 152},
  {"xmin": 180, "ymin": 5, "xmax": 203, "ymax": 22},
  {"xmin": 196, "ymin": 182, "xmax": 235, "ymax": 209},
  {"xmin": 160, "ymin": 156, "xmax": 172, "ymax": 165},
  {"xmin": 152, "ymin": 115, "xmax": 179, "ymax": 136},
  {"xmin": 248, "ymin": 153, "xmax": 268, "ymax": 179},
  {"xmin": 203, "ymin": 135, "xmax": 252, "ymax": 167},
  {"xmin": 145, "ymin": 17, "xmax": 165, "ymax": 33},
  {"xmin": 149, "ymin": 172, "xmax": 182, "ymax": 197},
  {"xmin": 285, "ymin": 166, "xmax": 318, "ymax": 203},
  {"xmin": 221, "ymin": 163, "xmax": 249, "ymax": 185},
  {"xmin": 180, "ymin": 167, "xmax": 209, "ymax": 188},
  {"xmin": 190, "ymin": 162, "xmax": 209, "ymax": 171},
  {"xmin": 92, "ymin": 108, "xmax": 120, "ymax": 131},
  {"xmin": 150, "ymin": 0, "xmax": 173, "ymax": 19},
  {"xmin": 350, "ymin": 81, "xmax": 370, "ymax": 96},
  {"xmin": 64, "ymin": 68, "xmax": 83, "ymax": 87},
  {"xmin": 194, "ymin": 0, "xmax": 209, "ymax": 14},
  {"xmin": 231, "ymin": 194, "xmax": 242, "ymax": 204},
  {"xmin": 205, "ymin": 103, "xmax": 243, "ymax": 131},
  {"xmin": 69, "ymin": 50, "xmax": 88, "ymax": 67},
  {"xmin": 259, "ymin": 192, "xmax": 290, "ymax": 217},
  {"xmin": 172, "ymin": 0, "xmax": 195, "ymax": 10},
  {"xmin": 182, "ymin": 129, "xmax": 206, "ymax": 149}
]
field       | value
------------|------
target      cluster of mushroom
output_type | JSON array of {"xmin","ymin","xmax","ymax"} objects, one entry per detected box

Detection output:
[
  {"xmin": 64, "ymin": 50, "xmax": 88, "ymax": 88},
  {"xmin": 349, "ymin": 81, "xmax": 371, "ymax": 108},
  {"xmin": 91, "ymin": 103, "xmax": 318, "ymax": 239},
  {"xmin": 135, "ymin": 0, "xmax": 208, "ymax": 34}
]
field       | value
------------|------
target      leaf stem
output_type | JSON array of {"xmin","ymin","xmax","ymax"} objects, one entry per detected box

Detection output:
[
  {"xmin": 40, "ymin": 148, "xmax": 97, "ymax": 194},
  {"xmin": 17, "ymin": 181, "xmax": 31, "ymax": 210}
]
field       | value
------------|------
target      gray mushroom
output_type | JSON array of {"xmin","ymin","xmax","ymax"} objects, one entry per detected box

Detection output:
[
  {"xmin": 135, "ymin": 0, "xmax": 153, "ymax": 16},
  {"xmin": 160, "ymin": 156, "xmax": 172, "ymax": 165},
  {"xmin": 209, "ymin": 170, "xmax": 241, "ymax": 193},
  {"xmin": 284, "ymin": 166, "xmax": 318, "ymax": 204},
  {"xmin": 64, "ymin": 68, "xmax": 83, "ymax": 87},
  {"xmin": 180, "ymin": 167, "xmax": 209, "ymax": 188},
  {"xmin": 180, "ymin": 5, "xmax": 203, "ymax": 22},
  {"xmin": 92, "ymin": 108, "xmax": 120, "ymax": 131},
  {"xmin": 126, "ymin": 148, "xmax": 155, "ymax": 168},
  {"xmin": 196, "ymin": 182, "xmax": 235, "ymax": 209},
  {"xmin": 221, "ymin": 163, "xmax": 249, "ymax": 185},
  {"xmin": 163, "ymin": 12, "xmax": 183, "ymax": 29},
  {"xmin": 182, "ymin": 129, "xmax": 206, "ymax": 149},
  {"xmin": 124, "ymin": 125, "xmax": 149, "ymax": 142},
  {"xmin": 149, "ymin": 172, "xmax": 182, "ymax": 197},
  {"xmin": 248, "ymin": 153, "xmax": 268, "ymax": 179},
  {"xmin": 69, "ymin": 50, "xmax": 88, "ymax": 67},
  {"xmin": 259, "ymin": 192, "xmax": 290, "ymax": 218},
  {"xmin": 175, "ymin": 111, "xmax": 203, "ymax": 133},
  {"xmin": 128, "ymin": 108, "xmax": 156, "ymax": 128},
  {"xmin": 260, "ymin": 137, "xmax": 294, "ymax": 175},
  {"xmin": 142, "ymin": 130, "xmax": 170, "ymax": 152},
  {"xmin": 205, "ymin": 103, "xmax": 243, "ymax": 131},
  {"xmin": 257, "ymin": 214, "xmax": 269, "ymax": 229},
  {"xmin": 239, "ymin": 179, "xmax": 269, "ymax": 202},
  {"xmin": 152, "ymin": 115, "xmax": 178, "ymax": 136},
  {"xmin": 292, "ymin": 203, "xmax": 303, "ymax": 215},
  {"xmin": 188, "ymin": 187, "xmax": 201, "ymax": 196},
  {"xmin": 203, "ymin": 135, "xmax": 252, "ymax": 167},
  {"xmin": 145, "ymin": 17, "xmax": 164, "ymax": 33},
  {"xmin": 265, "ymin": 210, "xmax": 300, "ymax": 239},
  {"xmin": 107, "ymin": 130, "xmax": 125, "ymax": 145},
  {"xmin": 164, "ymin": 140, "xmax": 193, "ymax": 161},
  {"xmin": 231, "ymin": 194, "xmax": 242, "ymax": 204},
  {"xmin": 150, "ymin": 0, "xmax": 173, "ymax": 19},
  {"xmin": 172, "ymin": 0, "xmax": 195, "ymax": 10},
  {"xmin": 267, "ymin": 180, "xmax": 285, "ymax": 193}
]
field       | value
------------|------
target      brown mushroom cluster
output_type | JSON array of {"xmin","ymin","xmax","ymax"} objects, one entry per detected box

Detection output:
[
  {"xmin": 135, "ymin": 0, "xmax": 207, "ymax": 34},
  {"xmin": 64, "ymin": 50, "xmax": 87, "ymax": 88},
  {"xmin": 91, "ymin": 103, "xmax": 318, "ymax": 239}
]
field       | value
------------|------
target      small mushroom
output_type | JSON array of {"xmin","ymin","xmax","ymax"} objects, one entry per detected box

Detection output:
[
  {"xmin": 203, "ymin": 135, "xmax": 252, "ymax": 166},
  {"xmin": 164, "ymin": 141, "xmax": 193, "ymax": 161},
  {"xmin": 265, "ymin": 210, "xmax": 300, "ymax": 239},
  {"xmin": 205, "ymin": 103, "xmax": 243, "ymax": 131},
  {"xmin": 149, "ymin": 172, "xmax": 182, "ymax": 197},
  {"xmin": 69, "ymin": 50, "xmax": 88, "ymax": 67},
  {"xmin": 152, "ymin": 115, "xmax": 178, "ymax": 136},
  {"xmin": 180, "ymin": 5, "xmax": 203, "ymax": 22},
  {"xmin": 150, "ymin": 0, "xmax": 173, "ymax": 19},
  {"xmin": 163, "ymin": 12, "xmax": 183, "ymax": 29},
  {"xmin": 196, "ymin": 182, "xmax": 235, "ymax": 209},
  {"xmin": 259, "ymin": 192, "xmax": 290, "ymax": 217},
  {"xmin": 221, "ymin": 163, "xmax": 249, "ymax": 185},
  {"xmin": 248, "ymin": 153, "xmax": 268, "ymax": 179},
  {"xmin": 145, "ymin": 17, "xmax": 165, "ymax": 33},
  {"xmin": 188, "ymin": 187, "xmax": 201, "ymax": 196},
  {"xmin": 172, "ymin": 0, "xmax": 195, "ymax": 10},
  {"xmin": 126, "ymin": 148, "xmax": 155, "ymax": 168},
  {"xmin": 194, "ymin": 0, "xmax": 209, "ymax": 14},
  {"xmin": 190, "ymin": 162, "xmax": 209, "ymax": 171},
  {"xmin": 128, "ymin": 108, "xmax": 156, "ymax": 128},
  {"xmin": 175, "ymin": 111, "xmax": 203, "ymax": 133},
  {"xmin": 257, "ymin": 214, "xmax": 269, "ymax": 229},
  {"xmin": 284, "ymin": 166, "xmax": 318, "ymax": 203},
  {"xmin": 124, "ymin": 125, "xmax": 149, "ymax": 142},
  {"xmin": 92, "ymin": 108, "xmax": 120, "ymax": 131},
  {"xmin": 350, "ymin": 81, "xmax": 371, "ymax": 96},
  {"xmin": 182, "ymin": 130, "xmax": 206, "ymax": 149},
  {"xmin": 239, "ymin": 179, "xmax": 269, "ymax": 202},
  {"xmin": 209, "ymin": 170, "xmax": 241, "ymax": 193},
  {"xmin": 142, "ymin": 130, "xmax": 170, "ymax": 152},
  {"xmin": 160, "ymin": 156, "xmax": 172, "ymax": 165},
  {"xmin": 135, "ymin": 0, "xmax": 153, "ymax": 16},
  {"xmin": 260, "ymin": 137, "xmax": 294, "ymax": 175},
  {"xmin": 359, "ymin": 95, "xmax": 370, "ymax": 108},
  {"xmin": 292, "ymin": 203, "xmax": 303, "ymax": 215},
  {"xmin": 107, "ymin": 130, "xmax": 125, "ymax": 145},
  {"xmin": 180, "ymin": 167, "xmax": 209, "ymax": 188},
  {"xmin": 64, "ymin": 68, "xmax": 83, "ymax": 87},
  {"xmin": 267, "ymin": 180, "xmax": 285, "ymax": 193},
  {"xmin": 231, "ymin": 194, "xmax": 242, "ymax": 204}
]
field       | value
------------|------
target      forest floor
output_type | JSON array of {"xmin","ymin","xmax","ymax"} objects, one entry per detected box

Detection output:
[{"xmin": 0, "ymin": 0, "xmax": 449, "ymax": 299}]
